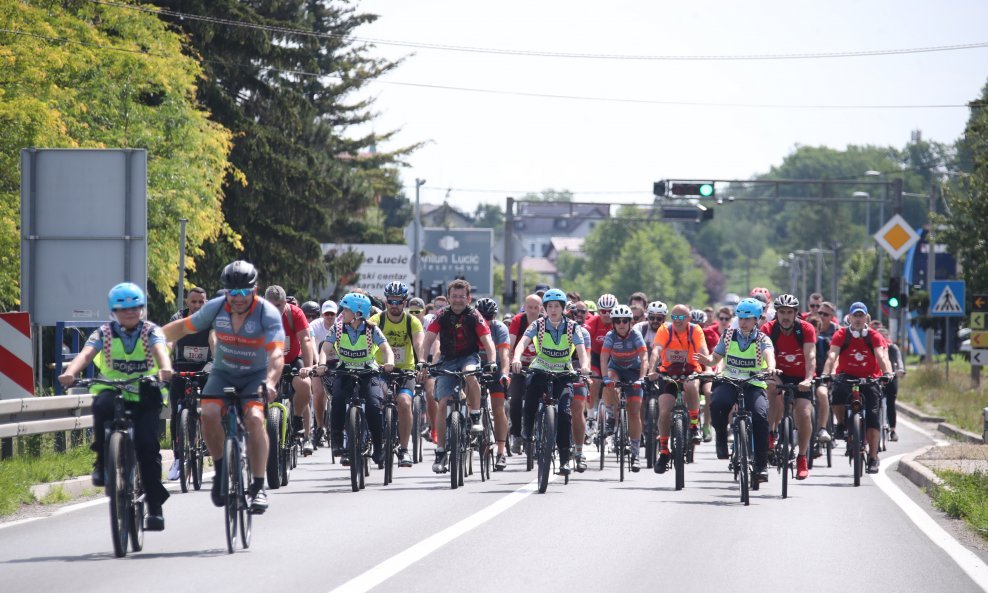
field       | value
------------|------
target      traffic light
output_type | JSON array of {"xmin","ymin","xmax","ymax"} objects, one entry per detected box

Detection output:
[
  {"xmin": 669, "ymin": 181, "xmax": 715, "ymax": 198},
  {"xmin": 652, "ymin": 181, "xmax": 667, "ymax": 196},
  {"xmin": 886, "ymin": 276, "xmax": 905, "ymax": 309}
]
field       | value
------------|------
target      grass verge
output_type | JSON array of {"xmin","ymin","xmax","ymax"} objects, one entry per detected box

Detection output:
[
  {"xmin": 931, "ymin": 470, "xmax": 988, "ymax": 540},
  {"xmin": 0, "ymin": 444, "xmax": 95, "ymax": 517},
  {"xmin": 899, "ymin": 360, "xmax": 987, "ymax": 434}
]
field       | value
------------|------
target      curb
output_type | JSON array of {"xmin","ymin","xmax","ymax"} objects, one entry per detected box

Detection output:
[
  {"xmin": 28, "ymin": 450, "xmax": 178, "ymax": 503},
  {"xmin": 896, "ymin": 401, "xmax": 946, "ymax": 423},
  {"xmin": 896, "ymin": 445, "xmax": 943, "ymax": 492},
  {"xmin": 937, "ymin": 423, "xmax": 984, "ymax": 444}
]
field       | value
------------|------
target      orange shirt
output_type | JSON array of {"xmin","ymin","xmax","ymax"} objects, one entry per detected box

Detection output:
[{"xmin": 653, "ymin": 322, "xmax": 706, "ymax": 372}]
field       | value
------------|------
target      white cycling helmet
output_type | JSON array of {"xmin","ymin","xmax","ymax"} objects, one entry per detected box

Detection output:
[
  {"xmin": 597, "ymin": 293, "xmax": 618, "ymax": 310},
  {"xmin": 609, "ymin": 304, "xmax": 633, "ymax": 319},
  {"xmin": 647, "ymin": 301, "xmax": 668, "ymax": 316},
  {"xmin": 773, "ymin": 293, "xmax": 800, "ymax": 310},
  {"xmin": 689, "ymin": 309, "xmax": 707, "ymax": 324}
]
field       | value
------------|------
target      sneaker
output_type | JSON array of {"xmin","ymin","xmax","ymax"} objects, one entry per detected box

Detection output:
[
  {"xmin": 866, "ymin": 457, "xmax": 880, "ymax": 474},
  {"xmin": 816, "ymin": 428, "xmax": 832, "ymax": 443},
  {"xmin": 494, "ymin": 454, "xmax": 507, "ymax": 471},
  {"xmin": 690, "ymin": 426, "xmax": 701, "ymax": 445},
  {"xmin": 716, "ymin": 436, "xmax": 729, "ymax": 460},
  {"xmin": 398, "ymin": 448, "xmax": 413, "ymax": 468},
  {"xmin": 340, "ymin": 452, "xmax": 351, "ymax": 467},
  {"xmin": 510, "ymin": 436, "xmax": 523, "ymax": 455},
  {"xmin": 432, "ymin": 450, "xmax": 446, "ymax": 473},
  {"xmin": 167, "ymin": 459, "xmax": 181, "ymax": 481},
  {"xmin": 575, "ymin": 455, "xmax": 587, "ymax": 473},
  {"xmin": 371, "ymin": 445, "xmax": 384, "ymax": 467},
  {"xmin": 558, "ymin": 459, "xmax": 572, "ymax": 476},
  {"xmin": 210, "ymin": 477, "xmax": 223, "ymax": 507},
  {"xmin": 768, "ymin": 431, "xmax": 777, "ymax": 452},
  {"xmin": 796, "ymin": 455, "xmax": 809, "ymax": 480},
  {"xmin": 145, "ymin": 503, "xmax": 165, "ymax": 531},
  {"xmin": 630, "ymin": 456, "xmax": 641, "ymax": 473},
  {"xmin": 833, "ymin": 424, "xmax": 846, "ymax": 441},
  {"xmin": 655, "ymin": 452, "xmax": 670, "ymax": 474},
  {"xmin": 754, "ymin": 465, "xmax": 769, "ymax": 484},
  {"xmin": 470, "ymin": 412, "xmax": 483, "ymax": 435},
  {"xmin": 302, "ymin": 440, "xmax": 314, "ymax": 456},
  {"xmin": 91, "ymin": 460, "xmax": 105, "ymax": 488},
  {"xmin": 249, "ymin": 486, "xmax": 268, "ymax": 514},
  {"xmin": 889, "ymin": 430, "xmax": 898, "ymax": 442},
  {"xmin": 313, "ymin": 427, "xmax": 325, "ymax": 447},
  {"xmin": 702, "ymin": 425, "xmax": 713, "ymax": 443}
]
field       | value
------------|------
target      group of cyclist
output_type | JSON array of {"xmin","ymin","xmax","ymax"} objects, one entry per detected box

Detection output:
[{"xmin": 56, "ymin": 258, "xmax": 900, "ymax": 532}]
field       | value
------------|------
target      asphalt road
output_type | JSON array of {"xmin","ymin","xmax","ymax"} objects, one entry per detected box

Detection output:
[{"xmin": 1, "ymin": 420, "xmax": 986, "ymax": 593}]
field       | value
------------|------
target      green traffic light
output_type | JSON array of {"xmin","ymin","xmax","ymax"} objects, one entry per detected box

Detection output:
[
  {"xmin": 699, "ymin": 183, "xmax": 714, "ymax": 197},
  {"xmin": 888, "ymin": 296, "xmax": 900, "ymax": 308}
]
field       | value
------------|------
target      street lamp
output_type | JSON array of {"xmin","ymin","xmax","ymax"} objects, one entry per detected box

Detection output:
[{"xmin": 414, "ymin": 178, "xmax": 426, "ymax": 297}]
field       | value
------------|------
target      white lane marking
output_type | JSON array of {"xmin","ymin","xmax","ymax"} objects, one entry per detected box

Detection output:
[
  {"xmin": 326, "ymin": 454, "xmax": 592, "ymax": 593},
  {"xmin": 0, "ymin": 517, "xmax": 43, "ymax": 530},
  {"xmin": 874, "ymin": 454, "xmax": 988, "ymax": 591},
  {"xmin": 897, "ymin": 416, "xmax": 950, "ymax": 446}
]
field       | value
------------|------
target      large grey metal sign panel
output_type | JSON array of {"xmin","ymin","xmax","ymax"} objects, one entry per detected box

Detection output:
[
  {"xmin": 419, "ymin": 228, "xmax": 493, "ymax": 296},
  {"xmin": 20, "ymin": 149, "xmax": 148, "ymax": 325}
]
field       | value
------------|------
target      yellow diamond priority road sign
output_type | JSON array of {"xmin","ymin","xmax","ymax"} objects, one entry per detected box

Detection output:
[{"xmin": 874, "ymin": 214, "xmax": 920, "ymax": 260}]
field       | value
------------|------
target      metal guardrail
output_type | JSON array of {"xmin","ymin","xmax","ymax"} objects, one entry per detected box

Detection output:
[{"xmin": 0, "ymin": 393, "xmax": 171, "ymax": 439}]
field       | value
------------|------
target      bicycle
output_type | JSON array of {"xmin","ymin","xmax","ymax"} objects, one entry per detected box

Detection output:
[
  {"xmin": 773, "ymin": 381, "xmax": 800, "ymax": 499},
  {"xmin": 598, "ymin": 376, "xmax": 637, "ymax": 482},
  {"xmin": 174, "ymin": 370, "xmax": 209, "ymax": 493},
  {"xmin": 428, "ymin": 365, "xmax": 485, "ymax": 490},
  {"xmin": 807, "ymin": 377, "xmax": 833, "ymax": 470},
  {"xmin": 216, "ymin": 387, "xmax": 265, "ymax": 554},
  {"xmin": 265, "ymin": 365, "xmax": 296, "ymax": 489},
  {"xmin": 650, "ymin": 373, "xmax": 697, "ymax": 491},
  {"xmin": 411, "ymin": 380, "xmax": 427, "ymax": 463},
  {"xmin": 74, "ymin": 375, "xmax": 159, "ymax": 558},
  {"xmin": 472, "ymin": 372, "xmax": 501, "ymax": 482},
  {"xmin": 320, "ymin": 364, "xmax": 380, "ymax": 492},
  {"xmin": 382, "ymin": 370, "xmax": 417, "ymax": 485},
  {"xmin": 825, "ymin": 374, "xmax": 883, "ymax": 487},
  {"xmin": 524, "ymin": 368, "xmax": 586, "ymax": 493},
  {"xmin": 698, "ymin": 372, "xmax": 772, "ymax": 506},
  {"xmin": 641, "ymin": 379, "xmax": 660, "ymax": 470}
]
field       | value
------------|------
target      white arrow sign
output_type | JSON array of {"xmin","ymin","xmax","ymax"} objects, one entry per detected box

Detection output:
[{"xmin": 972, "ymin": 349, "xmax": 988, "ymax": 366}]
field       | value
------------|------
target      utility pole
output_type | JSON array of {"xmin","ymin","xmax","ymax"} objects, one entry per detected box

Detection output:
[
  {"xmin": 504, "ymin": 197, "xmax": 514, "ymax": 307},
  {"xmin": 414, "ymin": 178, "xmax": 425, "ymax": 298},
  {"xmin": 815, "ymin": 247, "xmax": 823, "ymax": 295},
  {"xmin": 925, "ymin": 183, "xmax": 937, "ymax": 366}
]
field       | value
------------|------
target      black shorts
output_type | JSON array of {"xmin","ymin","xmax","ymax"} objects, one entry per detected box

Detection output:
[
  {"xmin": 776, "ymin": 375, "xmax": 814, "ymax": 401},
  {"xmin": 831, "ymin": 380, "xmax": 881, "ymax": 430}
]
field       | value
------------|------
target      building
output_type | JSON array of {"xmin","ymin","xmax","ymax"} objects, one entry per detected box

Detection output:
[
  {"xmin": 511, "ymin": 202, "xmax": 609, "ymax": 258},
  {"xmin": 420, "ymin": 203, "xmax": 473, "ymax": 228}
]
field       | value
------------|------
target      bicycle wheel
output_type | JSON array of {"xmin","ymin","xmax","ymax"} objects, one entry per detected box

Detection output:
[
  {"xmin": 879, "ymin": 395, "xmax": 888, "ymax": 452},
  {"xmin": 826, "ymin": 413, "xmax": 834, "ymax": 468},
  {"xmin": 780, "ymin": 415, "xmax": 792, "ymax": 499},
  {"xmin": 239, "ymin": 443, "xmax": 252, "ymax": 549},
  {"xmin": 412, "ymin": 394, "xmax": 424, "ymax": 464},
  {"xmin": 347, "ymin": 406, "xmax": 361, "ymax": 492},
  {"xmin": 383, "ymin": 406, "xmax": 395, "ymax": 485},
  {"xmin": 266, "ymin": 406, "xmax": 283, "ymax": 489},
  {"xmin": 644, "ymin": 397, "xmax": 658, "ymax": 469},
  {"xmin": 737, "ymin": 420, "xmax": 750, "ymax": 506},
  {"xmin": 851, "ymin": 413, "xmax": 863, "ymax": 487},
  {"xmin": 190, "ymin": 411, "xmax": 204, "ymax": 490},
  {"xmin": 614, "ymin": 409, "xmax": 628, "ymax": 482},
  {"xmin": 106, "ymin": 431, "xmax": 130, "ymax": 557},
  {"xmin": 359, "ymin": 412, "xmax": 369, "ymax": 489},
  {"xmin": 178, "ymin": 408, "xmax": 190, "ymax": 493},
  {"xmin": 480, "ymin": 406, "xmax": 493, "ymax": 482},
  {"xmin": 223, "ymin": 437, "xmax": 239, "ymax": 554},
  {"xmin": 448, "ymin": 412, "xmax": 461, "ymax": 490},
  {"xmin": 671, "ymin": 414, "xmax": 686, "ymax": 491},
  {"xmin": 537, "ymin": 405, "xmax": 556, "ymax": 494},
  {"xmin": 597, "ymin": 400, "xmax": 607, "ymax": 471},
  {"xmin": 129, "ymin": 452, "xmax": 145, "ymax": 552}
]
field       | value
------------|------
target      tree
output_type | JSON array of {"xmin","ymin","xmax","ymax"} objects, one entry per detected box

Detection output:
[
  {"xmin": 0, "ymin": 1, "xmax": 233, "ymax": 314},
  {"xmin": 473, "ymin": 202, "xmax": 504, "ymax": 233},
  {"xmin": 521, "ymin": 188, "xmax": 573, "ymax": 202},
  {"xmin": 838, "ymin": 249, "xmax": 880, "ymax": 311}
]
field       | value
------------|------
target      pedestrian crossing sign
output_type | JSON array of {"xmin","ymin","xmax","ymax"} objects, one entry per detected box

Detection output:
[{"xmin": 929, "ymin": 280, "xmax": 965, "ymax": 317}]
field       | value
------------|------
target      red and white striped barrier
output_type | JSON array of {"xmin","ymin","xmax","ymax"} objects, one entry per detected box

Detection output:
[{"xmin": 0, "ymin": 312, "xmax": 34, "ymax": 399}]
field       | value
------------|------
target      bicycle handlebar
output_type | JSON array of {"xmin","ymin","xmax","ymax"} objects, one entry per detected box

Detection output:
[{"xmin": 73, "ymin": 375, "xmax": 161, "ymax": 389}]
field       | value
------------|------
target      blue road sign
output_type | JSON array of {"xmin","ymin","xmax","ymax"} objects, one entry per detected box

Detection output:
[{"xmin": 929, "ymin": 280, "xmax": 965, "ymax": 317}]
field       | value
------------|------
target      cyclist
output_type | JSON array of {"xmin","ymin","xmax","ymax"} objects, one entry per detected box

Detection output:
[
  {"xmin": 369, "ymin": 282, "xmax": 423, "ymax": 467},
  {"xmin": 508, "ymin": 294, "xmax": 544, "ymax": 454},
  {"xmin": 633, "ymin": 301, "xmax": 667, "ymax": 346},
  {"xmin": 821, "ymin": 302, "xmax": 893, "ymax": 474},
  {"xmin": 166, "ymin": 286, "xmax": 210, "ymax": 481},
  {"xmin": 566, "ymin": 300, "xmax": 594, "ymax": 471},
  {"xmin": 647, "ymin": 304, "xmax": 708, "ymax": 474},
  {"xmin": 58, "ymin": 283, "xmax": 173, "ymax": 531},
  {"xmin": 475, "ymin": 297, "xmax": 511, "ymax": 470},
  {"xmin": 694, "ymin": 297, "xmax": 777, "ymax": 484},
  {"xmin": 309, "ymin": 300, "xmax": 337, "ymax": 446},
  {"xmin": 420, "ymin": 279, "xmax": 497, "ymax": 473},
  {"xmin": 161, "ymin": 261, "xmax": 284, "ymax": 514},
  {"xmin": 408, "ymin": 298, "xmax": 439, "ymax": 444},
  {"xmin": 510, "ymin": 289, "xmax": 590, "ymax": 475},
  {"xmin": 628, "ymin": 291, "xmax": 649, "ymax": 324},
  {"xmin": 318, "ymin": 292, "xmax": 395, "ymax": 466},
  {"xmin": 878, "ymin": 327, "xmax": 905, "ymax": 441},
  {"xmin": 761, "ymin": 294, "xmax": 819, "ymax": 480},
  {"xmin": 599, "ymin": 304, "xmax": 649, "ymax": 472},
  {"xmin": 700, "ymin": 307, "xmax": 733, "ymax": 442},
  {"xmin": 585, "ymin": 293, "xmax": 618, "ymax": 434},
  {"xmin": 265, "ymin": 285, "xmax": 317, "ymax": 455}
]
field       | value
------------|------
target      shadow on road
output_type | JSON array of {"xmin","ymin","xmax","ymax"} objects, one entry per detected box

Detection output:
[{"xmin": 2, "ymin": 548, "xmax": 230, "ymax": 563}]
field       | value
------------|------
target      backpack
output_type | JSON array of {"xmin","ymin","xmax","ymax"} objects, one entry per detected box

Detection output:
[
  {"xmin": 378, "ymin": 312, "xmax": 418, "ymax": 365},
  {"xmin": 664, "ymin": 322, "xmax": 698, "ymax": 350},
  {"xmin": 838, "ymin": 328, "xmax": 876, "ymax": 355},
  {"xmin": 769, "ymin": 319, "xmax": 804, "ymax": 346}
]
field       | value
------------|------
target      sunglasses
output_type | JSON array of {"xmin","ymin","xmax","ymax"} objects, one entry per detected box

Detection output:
[
  {"xmin": 323, "ymin": 311, "xmax": 336, "ymax": 317},
  {"xmin": 671, "ymin": 314, "xmax": 687, "ymax": 321},
  {"xmin": 819, "ymin": 312, "xmax": 832, "ymax": 317},
  {"xmin": 809, "ymin": 304, "xmax": 821, "ymax": 309},
  {"xmin": 613, "ymin": 319, "xmax": 631, "ymax": 325},
  {"xmin": 718, "ymin": 316, "xmax": 731, "ymax": 321},
  {"xmin": 575, "ymin": 309, "xmax": 588, "ymax": 314},
  {"xmin": 599, "ymin": 308, "xmax": 612, "ymax": 314},
  {"xmin": 648, "ymin": 316, "xmax": 666, "ymax": 322},
  {"xmin": 386, "ymin": 299, "xmax": 405, "ymax": 306},
  {"xmin": 228, "ymin": 288, "xmax": 252, "ymax": 297},
  {"xmin": 408, "ymin": 309, "xmax": 423, "ymax": 315}
]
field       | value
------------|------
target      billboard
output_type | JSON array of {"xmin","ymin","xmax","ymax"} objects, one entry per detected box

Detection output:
[
  {"xmin": 321, "ymin": 244, "xmax": 415, "ymax": 296},
  {"xmin": 418, "ymin": 228, "xmax": 493, "ymax": 296}
]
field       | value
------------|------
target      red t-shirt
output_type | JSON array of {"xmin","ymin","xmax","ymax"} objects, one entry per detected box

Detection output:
[
  {"xmin": 760, "ymin": 319, "xmax": 817, "ymax": 379},
  {"xmin": 426, "ymin": 307, "xmax": 491, "ymax": 358},
  {"xmin": 280, "ymin": 303, "xmax": 310, "ymax": 363},
  {"xmin": 703, "ymin": 325, "xmax": 723, "ymax": 353},
  {"xmin": 584, "ymin": 314, "xmax": 612, "ymax": 355},
  {"xmin": 830, "ymin": 327, "xmax": 887, "ymax": 378},
  {"xmin": 508, "ymin": 313, "xmax": 541, "ymax": 366}
]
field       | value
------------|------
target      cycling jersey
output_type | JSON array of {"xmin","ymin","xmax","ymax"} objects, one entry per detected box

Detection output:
[
  {"xmin": 169, "ymin": 308, "xmax": 211, "ymax": 365},
  {"xmin": 278, "ymin": 302, "xmax": 310, "ymax": 363},
  {"xmin": 584, "ymin": 314, "xmax": 612, "ymax": 355},
  {"xmin": 653, "ymin": 322, "xmax": 706, "ymax": 374},
  {"xmin": 370, "ymin": 312, "xmax": 423, "ymax": 370},
  {"xmin": 185, "ymin": 295, "xmax": 284, "ymax": 374},
  {"xmin": 830, "ymin": 327, "xmax": 887, "ymax": 378},
  {"xmin": 484, "ymin": 319, "xmax": 510, "ymax": 365},
  {"xmin": 602, "ymin": 328, "xmax": 647, "ymax": 371},
  {"xmin": 509, "ymin": 312, "xmax": 541, "ymax": 366},
  {"xmin": 760, "ymin": 319, "xmax": 816, "ymax": 378},
  {"xmin": 426, "ymin": 306, "xmax": 491, "ymax": 360},
  {"xmin": 633, "ymin": 320, "xmax": 660, "ymax": 346}
]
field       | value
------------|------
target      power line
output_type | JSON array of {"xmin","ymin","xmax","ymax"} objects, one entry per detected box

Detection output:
[
  {"xmin": 86, "ymin": 0, "xmax": 988, "ymax": 62},
  {"xmin": 0, "ymin": 28, "xmax": 967, "ymax": 110}
]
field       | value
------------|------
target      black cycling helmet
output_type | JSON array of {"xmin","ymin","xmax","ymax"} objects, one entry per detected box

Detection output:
[
  {"xmin": 475, "ymin": 297, "xmax": 499, "ymax": 320},
  {"xmin": 301, "ymin": 301, "xmax": 320, "ymax": 318},
  {"xmin": 220, "ymin": 260, "xmax": 258, "ymax": 290}
]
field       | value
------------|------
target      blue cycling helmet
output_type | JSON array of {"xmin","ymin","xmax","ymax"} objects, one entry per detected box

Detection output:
[
  {"xmin": 383, "ymin": 281, "xmax": 409, "ymax": 299},
  {"xmin": 542, "ymin": 288, "xmax": 567, "ymax": 305},
  {"xmin": 735, "ymin": 297, "xmax": 764, "ymax": 319},
  {"xmin": 108, "ymin": 282, "xmax": 145, "ymax": 311},
  {"xmin": 339, "ymin": 292, "xmax": 372, "ymax": 318}
]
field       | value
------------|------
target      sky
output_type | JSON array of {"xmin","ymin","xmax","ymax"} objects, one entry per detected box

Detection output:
[{"xmin": 351, "ymin": 0, "xmax": 988, "ymax": 214}]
